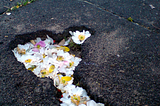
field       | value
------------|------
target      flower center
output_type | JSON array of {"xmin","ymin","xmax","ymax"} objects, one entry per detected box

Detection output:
[
  {"xmin": 56, "ymin": 56, "xmax": 64, "ymax": 61},
  {"xmin": 68, "ymin": 61, "xmax": 74, "ymax": 68},
  {"xmin": 71, "ymin": 94, "xmax": 81, "ymax": 105},
  {"xmin": 43, "ymin": 54, "xmax": 46, "ymax": 58},
  {"xmin": 37, "ymin": 45, "xmax": 40, "ymax": 48},
  {"xmin": 27, "ymin": 65, "xmax": 36, "ymax": 71},
  {"xmin": 78, "ymin": 34, "xmax": 85, "ymax": 41},
  {"xmin": 40, "ymin": 69, "xmax": 49, "ymax": 77},
  {"xmin": 17, "ymin": 47, "xmax": 26, "ymax": 54},
  {"xmin": 25, "ymin": 59, "xmax": 32, "ymax": 63},
  {"xmin": 21, "ymin": 49, "xmax": 26, "ymax": 54}
]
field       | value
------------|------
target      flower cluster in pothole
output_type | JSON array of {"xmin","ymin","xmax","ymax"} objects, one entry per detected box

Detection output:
[{"xmin": 12, "ymin": 30, "xmax": 104, "ymax": 106}]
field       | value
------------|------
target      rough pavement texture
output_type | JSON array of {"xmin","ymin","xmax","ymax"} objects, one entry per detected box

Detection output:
[
  {"xmin": 0, "ymin": 0, "xmax": 22, "ymax": 14},
  {"xmin": 80, "ymin": 0, "xmax": 160, "ymax": 33},
  {"xmin": 0, "ymin": 0, "xmax": 160, "ymax": 105},
  {"xmin": 74, "ymin": 23, "xmax": 160, "ymax": 105},
  {"xmin": 0, "ymin": 49, "xmax": 61, "ymax": 105}
]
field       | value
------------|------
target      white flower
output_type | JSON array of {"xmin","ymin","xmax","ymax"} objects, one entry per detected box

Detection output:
[
  {"xmin": 87, "ymin": 100, "xmax": 104, "ymax": 106},
  {"xmin": 57, "ymin": 50, "xmax": 72, "ymax": 61},
  {"xmin": 60, "ymin": 86, "xmax": 90, "ymax": 106},
  {"xmin": 67, "ymin": 56, "xmax": 81, "ymax": 69},
  {"xmin": 17, "ymin": 54, "xmax": 38, "ymax": 64},
  {"xmin": 44, "ymin": 48, "xmax": 58, "ymax": 58},
  {"xmin": 12, "ymin": 35, "xmax": 105, "ymax": 106},
  {"xmin": 18, "ymin": 43, "xmax": 33, "ymax": 51},
  {"xmin": 32, "ymin": 65, "xmax": 42, "ymax": 77},
  {"xmin": 60, "ymin": 93, "xmax": 75, "ymax": 106},
  {"xmin": 12, "ymin": 43, "xmax": 34, "ymax": 56},
  {"xmin": 79, "ymin": 104, "xmax": 86, "ymax": 106},
  {"xmin": 44, "ymin": 35, "xmax": 54, "ymax": 47},
  {"xmin": 69, "ymin": 30, "xmax": 91, "ymax": 44},
  {"xmin": 63, "ymin": 84, "xmax": 76, "ymax": 93},
  {"xmin": 69, "ymin": 86, "xmax": 88, "ymax": 97},
  {"xmin": 54, "ymin": 75, "xmax": 74, "ymax": 92},
  {"xmin": 34, "ymin": 37, "xmax": 42, "ymax": 43}
]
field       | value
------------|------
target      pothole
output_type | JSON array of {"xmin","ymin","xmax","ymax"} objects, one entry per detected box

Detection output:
[{"xmin": 9, "ymin": 26, "xmax": 105, "ymax": 106}]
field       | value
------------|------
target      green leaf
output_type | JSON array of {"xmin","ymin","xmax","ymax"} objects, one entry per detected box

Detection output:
[
  {"xmin": 23, "ymin": 0, "xmax": 28, "ymax": 6},
  {"xmin": 127, "ymin": 17, "xmax": 133, "ymax": 22}
]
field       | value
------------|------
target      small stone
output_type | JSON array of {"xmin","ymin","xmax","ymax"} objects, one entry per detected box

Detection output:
[
  {"xmin": 6, "ymin": 12, "xmax": 11, "ymax": 15},
  {"xmin": 149, "ymin": 4, "xmax": 155, "ymax": 9},
  {"xmin": 119, "ymin": 70, "xmax": 125, "ymax": 73}
]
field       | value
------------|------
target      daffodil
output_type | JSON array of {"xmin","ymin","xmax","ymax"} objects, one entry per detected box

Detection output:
[{"xmin": 69, "ymin": 30, "xmax": 91, "ymax": 44}]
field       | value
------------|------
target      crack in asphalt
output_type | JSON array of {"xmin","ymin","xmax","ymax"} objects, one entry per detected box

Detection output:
[
  {"xmin": 0, "ymin": 0, "xmax": 159, "ymax": 33},
  {"xmin": 79, "ymin": 0, "xmax": 155, "ymax": 32},
  {"xmin": 0, "ymin": 7, "xmax": 9, "ymax": 15}
]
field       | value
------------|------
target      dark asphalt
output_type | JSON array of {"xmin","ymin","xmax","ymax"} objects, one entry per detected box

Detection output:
[
  {"xmin": 80, "ymin": 0, "xmax": 160, "ymax": 33},
  {"xmin": 0, "ymin": 0, "xmax": 160, "ymax": 105}
]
